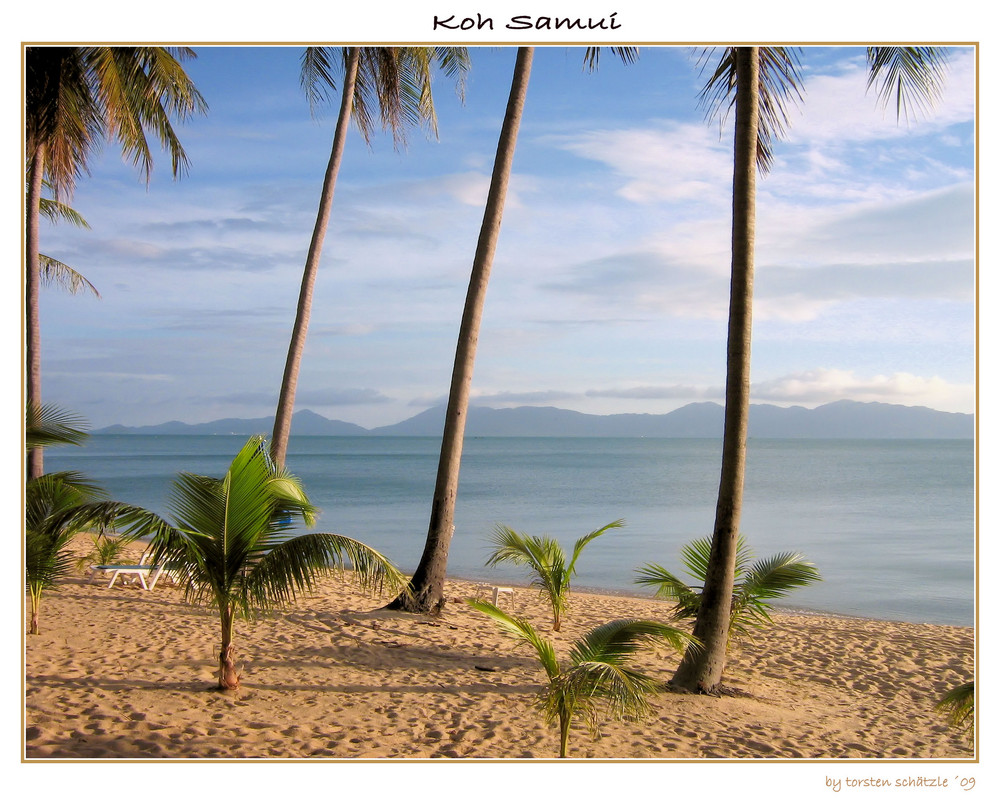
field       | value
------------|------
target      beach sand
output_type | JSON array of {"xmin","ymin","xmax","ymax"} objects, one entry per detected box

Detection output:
[{"xmin": 23, "ymin": 537, "xmax": 974, "ymax": 760}]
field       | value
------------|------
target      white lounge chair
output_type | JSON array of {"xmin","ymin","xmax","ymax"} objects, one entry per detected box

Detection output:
[{"xmin": 88, "ymin": 548, "xmax": 176, "ymax": 590}]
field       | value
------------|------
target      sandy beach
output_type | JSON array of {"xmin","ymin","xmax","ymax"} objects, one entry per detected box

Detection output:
[{"xmin": 23, "ymin": 537, "xmax": 974, "ymax": 761}]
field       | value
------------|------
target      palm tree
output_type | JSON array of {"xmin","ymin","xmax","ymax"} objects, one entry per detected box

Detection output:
[
  {"xmin": 469, "ymin": 600, "xmax": 695, "ymax": 758},
  {"xmin": 24, "ymin": 46, "xmax": 206, "ymax": 479},
  {"xmin": 669, "ymin": 46, "xmax": 950, "ymax": 693},
  {"xmin": 269, "ymin": 47, "xmax": 470, "ymax": 467},
  {"xmin": 24, "ymin": 403, "xmax": 135, "ymax": 634},
  {"xmin": 484, "ymin": 520, "xmax": 623, "ymax": 630},
  {"xmin": 386, "ymin": 47, "xmax": 637, "ymax": 614},
  {"xmin": 25, "ymin": 471, "xmax": 109, "ymax": 635},
  {"xmin": 384, "ymin": 47, "xmax": 535, "ymax": 613},
  {"xmin": 116, "ymin": 436, "xmax": 406, "ymax": 689},
  {"xmin": 636, "ymin": 535, "xmax": 820, "ymax": 644}
]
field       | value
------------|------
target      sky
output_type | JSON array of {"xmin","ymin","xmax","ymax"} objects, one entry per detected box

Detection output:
[{"xmin": 29, "ymin": 44, "xmax": 976, "ymax": 430}]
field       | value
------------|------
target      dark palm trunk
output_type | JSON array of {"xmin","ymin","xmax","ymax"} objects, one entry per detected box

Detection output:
[
  {"xmin": 387, "ymin": 47, "xmax": 534, "ymax": 613},
  {"xmin": 26, "ymin": 145, "xmax": 45, "ymax": 480},
  {"xmin": 672, "ymin": 47, "xmax": 759, "ymax": 693},
  {"xmin": 270, "ymin": 47, "xmax": 361, "ymax": 468}
]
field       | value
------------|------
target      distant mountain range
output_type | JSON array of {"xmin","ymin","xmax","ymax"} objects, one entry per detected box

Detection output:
[{"xmin": 96, "ymin": 400, "xmax": 974, "ymax": 439}]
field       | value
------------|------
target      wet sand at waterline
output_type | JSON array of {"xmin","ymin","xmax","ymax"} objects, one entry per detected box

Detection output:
[{"xmin": 24, "ymin": 538, "xmax": 973, "ymax": 760}]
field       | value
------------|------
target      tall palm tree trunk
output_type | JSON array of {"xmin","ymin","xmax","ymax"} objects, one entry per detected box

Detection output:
[
  {"xmin": 672, "ymin": 47, "xmax": 760, "ymax": 693},
  {"xmin": 25, "ymin": 145, "xmax": 46, "ymax": 480},
  {"xmin": 387, "ymin": 47, "xmax": 534, "ymax": 613},
  {"xmin": 218, "ymin": 604, "xmax": 240, "ymax": 690},
  {"xmin": 270, "ymin": 47, "xmax": 361, "ymax": 468}
]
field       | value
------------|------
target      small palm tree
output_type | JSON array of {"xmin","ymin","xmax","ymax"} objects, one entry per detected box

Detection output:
[
  {"xmin": 469, "ymin": 600, "xmax": 695, "ymax": 758},
  {"xmin": 74, "ymin": 532, "xmax": 135, "ymax": 573},
  {"xmin": 25, "ymin": 471, "xmax": 110, "ymax": 634},
  {"xmin": 118, "ymin": 436, "xmax": 407, "ymax": 689},
  {"xmin": 24, "ymin": 403, "xmax": 133, "ymax": 634},
  {"xmin": 636, "ymin": 535, "xmax": 820, "ymax": 644},
  {"xmin": 936, "ymin": 681, "xmax": 974, "ymax": 744},
  {"xmin": 484, "ymin": 519, "xmax": 623, "ymax": 631}
]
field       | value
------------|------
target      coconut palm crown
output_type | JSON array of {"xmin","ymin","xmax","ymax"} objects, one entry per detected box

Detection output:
[
  {"xmin": 117, "ymin": 436, "xmax": 406, "ymax": 689},
  {"xmin": 636, "ymin": 535, "xmax": 821, "ymax": 644}
]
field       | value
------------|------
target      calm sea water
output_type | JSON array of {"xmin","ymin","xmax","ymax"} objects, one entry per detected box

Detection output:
[{"xmin": 46, "ymin": 435, "xmax": 975, "ymax": 626}]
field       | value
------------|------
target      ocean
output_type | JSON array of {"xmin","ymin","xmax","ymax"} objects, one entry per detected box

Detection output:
[{"xmin": 45, "ymin": 435, "xmax": 975, "ymax": 627}]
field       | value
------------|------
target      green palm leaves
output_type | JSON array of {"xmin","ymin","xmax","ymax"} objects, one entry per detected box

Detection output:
[
  {"xmin": 936, "ymin": 681, "xmax": 974, "ymax": 743},
  {"xmin": 469, "ymin": 600, "xmax": 694, "ymax": 758},
  {"xmin": 25, "ymin": 471, "xmax": 107, "ymax": 634},
  {"xmin": 121, "ymin": 436, "xmax": 406, "ymax": 689},
  {"xmin": 636, "ymin": 536, "xmax": 821, "ymax": 643},
  {"xmin": 485, "ymin": 519, "xmax": 622, "ymax": 630}
]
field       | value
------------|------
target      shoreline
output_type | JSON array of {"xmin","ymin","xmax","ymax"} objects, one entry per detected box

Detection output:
[
  {"xmin": 127, "ymin": 534, "xmax": 971, "ymax": 630},
  {"xmin": 441, "ymin": 574, "xmax": 972, "ymax": 630},
  {"xmin": 23, "ymin": 536, "xmax": 975, "ymax": 760}
]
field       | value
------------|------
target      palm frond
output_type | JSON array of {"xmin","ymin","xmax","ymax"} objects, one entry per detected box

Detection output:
[
  {"xmin": 634, "ymin": 562, "xmax": 701, "ymax": 617},
  {"xmin": 567, "ymin": 519, "xmax": 623, "ymax": 575},
  {"xmin": 38, "ymin": 192, "xmax": 90, "ymax": 227},
  {"xmin": 936, "ymin": 680, "xmax": 974, "ymax": 739},
  {"xmin": 467, "ymin": 599, "xmax": 561, "ymax": 679},
  {"xmin": 553, "ymin": 660, "xmax": 659, "ymax": 730},
  {"xmin": 570, "ymin": 618, "xmax": 695, "ymax": 667},
  {"xmin": 583, "ymin": 47, "xmax": 640, "ymax": 72},
  {"xmin": 81, "ymin": 47, "xmax": 207, "ymax": 183},
  {"xmin": 866, "ymin": 46, "xmax": 949, "ymax": 123},
  {"xmin": 25, "ymin": 471, "xmax": 112, "ymax": 601},
  {"xmin": 249, "ymin": 531, "xmax": 406, "ymax": 611},
  {"xmin": 300, "ymin": 46, "xmax": 345, "ymax": 115},
  {"xmin": 741, "ymin": 551, "xmax": 821, "ymax": 602},
  {"xmin": 39, "ymin": 256, "xmax": 101, "ymax": 297},
  {"xmin": 25, "ymin": 402, "xmax": 89, "ymax": 450}
]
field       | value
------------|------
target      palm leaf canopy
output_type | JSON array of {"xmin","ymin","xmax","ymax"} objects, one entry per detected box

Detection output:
[
  {"xmin": 26, "ymin": 46, "xmax": 207, "ymax": 198},
  {"xmin": 300, "ymin": 46, "xmax": 470, "ymax": 147},
  {"xmin": 635, "ymin": 534, "xmax": 753, "ymax": 617},
  {"xmin": 866, "ymin": 46, "xmax": 949, "ymax": 122},
  {"xmin": 120, "ymin": 437, "xmax": 405, "ymax": 618},
  {"xmin": 697, "ymin": 46, "xmax": 804, "ymax": 174}
]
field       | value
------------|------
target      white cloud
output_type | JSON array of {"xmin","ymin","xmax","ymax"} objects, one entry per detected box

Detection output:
[
  {"xmin": 754, "ymin": 368, "xmax": 974, "ymax": 413},
  {"xmin": 550, "ymin": 122, "xmax": 732, "ymax": 205}
]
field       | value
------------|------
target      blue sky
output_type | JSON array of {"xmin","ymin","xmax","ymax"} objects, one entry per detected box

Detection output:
[{"xmin": 32, "ymin": 44, "xmax": 976, "ymax": 429}]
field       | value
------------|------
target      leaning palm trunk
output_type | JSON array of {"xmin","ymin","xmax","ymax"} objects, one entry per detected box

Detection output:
[
  {"xmin": 271, "ymin": 48, "xmax": 361, "ymax": 467},
  {"xmin": 672, "ymin": 47, "xmax": 760, "ymax": 693},
  {"xmin": 25, "ymin": 145, "xmax": 46, "ymax": 480},
  {"xmin": 388, "ymin": 48, "xmax": 534, "ymax": 613}
]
